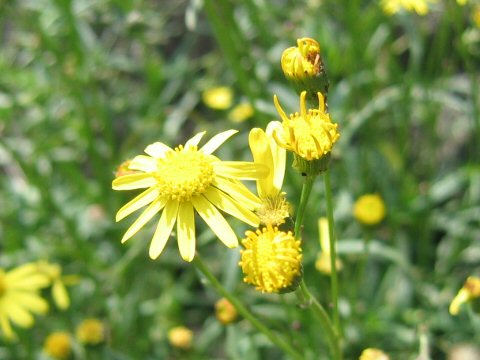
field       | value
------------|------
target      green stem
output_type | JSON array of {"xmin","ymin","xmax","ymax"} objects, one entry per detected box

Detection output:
[
  {"xmin": 192, "ymin": 254, "xmax": 303, "ymax": 360},
  {"xmin": 323, "ymin": 170, "xmax": 341, "ymax": 334},
  {"xmin": 298, "ymin": 281, "xmax": 342, "ymax": 360},
  {"xmin": 294, "ymin": 175, "xmax": 316, "ymax": 238}
]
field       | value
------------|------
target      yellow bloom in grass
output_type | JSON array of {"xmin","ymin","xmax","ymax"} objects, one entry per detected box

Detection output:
[
  {"xmin": 449, "ymin": 276, "xmax": 480, "ymax": 315},
  {"xmin": 315, "ymin": 217, "xmax": 342, "ymax": 275},
  {"xmin": 353, "ymin": 194, "xmax": 386, "ymax": 226},
  {"xmin": 76, "ymin": 318, "xmax": 105, "ymax": 345},
  {"xmin": 44, "ymin": 332, "xmax": 72, "ymax": 360},
  {"xmin": 273, "ymin": 91, "xmax": 339, "ymax": 174},
  {"xmin": 239, "ymin": 225, "xmax": 302, "ymax": 293},
  {"xmin": 36, "ymin": 261, "xmax": 79, "ymax": 310},
  {"xmin": 359, "ymin": 348, "xmax": 390, "ymax": 360},
  {"xmin": 281, "ymin": 37, "xmax": 322, "ymax": 80},
  {"xmin": 228, "ymin": 102, "xmax": 254, "ymax": 123},
  {"xmin": 473, "ymin": 6, "xmax": 480, "ymax": 28},
  {"xmin": 168, "ymin": 326, "xmax": 193, "ymax": 350},
  {"xmin": 249, "ymin": 123, "xmax": 290, "ymax": 226},
  {"xmin": 457, "ymin": 0, "xmax": 467, "ymax": 5},
  {"xmin": 381, "ymin": 0, "xmax": 436, "ymax": 16},
  {"xmin": 0, "ymin": 263, "xmax": 50, "ymax": 340},
  {"xmin": 202, "ymin": 87, "xmax": 233, "ymax": 110},
  {"xmin": 215, "ymin": 298, "xmax": 238, "ymax": 325},
  {"xmin": 113, "ymin": 130, "xmax": 267, "ymax": 262}
]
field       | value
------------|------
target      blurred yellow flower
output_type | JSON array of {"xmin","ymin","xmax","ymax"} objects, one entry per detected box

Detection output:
[
  {"xmin": 76, "ymin": 318, "xmax": 105, "ymax": 345},
  {"xmin": 36, "ymin": 261, "xmax": 79, "ymax": 310},
  {"xmin": 315, "ymin": 217, "xmax": 342, "ymax": 275},
  {"xmin": 0, "ymin": 263, "xmax": 50, "ymax": 340},
  {"xmin": 273, "ymin": 91, "xmax": 339, "ymax": 165},
  {"xmin": 215, "ymin": 298, "xmax": 238, "ymax": 325},
  {"xmin": 359, "ymin": 348, "xmax": 390, "ymax": 360},
  {"xmin": 457, "ymin": 0, "xmax": 468, "ymax": 5},
  {"xmin": 281, "ymin": 37, "xmax": 321, "ymax": 80},
  {"xmin": 228, "ymin": 102, "xmax": 254, "ymax": 123},
  {"xmin": 381, "ymin": 0, "xmax": 436, "ymax": 15},
  {"xmin": 353, "ymin": 194, "xmax": 386, "ymax": 226},
  {"xmin": 249, "ymin": 124, "xmax": 290, "ymax": 226},
  {"xmin": 202, "ymin": 87, "xmax": 233, "ymax": 110},
  {"xmin": 449, "ymin": 276, "xmax": 480, "ymax": 315},
  {"xmin": 473, "ymin": 6, "xmax": 480, "ymax": 27},
  {"xmin": 240, "ymin": 225, "xmax": 302, "ymax": 293},
  {"xmin": 113, "ymin": 130, "xmax": 267, "ymax": 262},
  {"xmin": 43, "ymin": 332, "xmax": 72, "ymax": 360},
  {"xmin": 115, "ymin": 159, "xmax": 138, "ymax": 178},
  {"xmin": 168, "ymin": 326, "xmax": 193, "ymax": 349}
]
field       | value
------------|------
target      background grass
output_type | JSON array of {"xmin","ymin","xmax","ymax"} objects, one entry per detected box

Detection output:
[{"xmin": 1, "ymin": 0, "xmax": 479, "ymax": 359}]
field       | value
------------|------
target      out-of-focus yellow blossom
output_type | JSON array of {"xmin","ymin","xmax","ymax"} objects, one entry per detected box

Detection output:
[
  {"xmin": 473, "ymin": 6, "xmax": 480, "ymax": 27},
  {"xmin": 240, "ymin": 225, "xmax": 302, "ymax": 293},
  {"xmin": 353, "ymin": 194, "xmax": 386, "ymax": 226},
  {"xmin": 359, "ymin": 348, "xmax": 390, "ymax": 360},
  {"xmin": 381, "ymin": 0, "xmax": 436, "ymax": 15},
  {"xmin": 43, "ymin": 332, "xmax": 72, "ymax": 360},
  {"xmin": 315, "ymin": 217, "xmax": 342, "ymax": 274},
  {"xmin": 249, "ymin": 124, "xmax": 290, "ymax": 226},
  {"xmin": 457, "ymin": 0, "xmax": 468, "ymax": 5},
  {"xmin": 281, "ymin": 37, "xmax": 321, "ymax": 80},
  {"xmin": 0, "ymin": 263, "xmax": 50, "ymax": 340},
  {"xmin": 76, "ymin": 318, "xmax": 105, "ymax": 345},
  {"xmin": 228, "ymin": 102, "xmax": 254, "ymax": 123},
  {"xmin": 115, "ymin": 159, "xmax": 138, "ymax": 178},
  {"xmin": 202, "ymin": 87, "xmax": 233, "ymax": 110},
  {"xmin": 168, "ymin": 326, "xmax": 193, "ymax": 349},
  {"xmin": 450, "ymin": 276, "xmax": 480, "ymax": 315},
  {"xmin": 35, "ymin": 261, "xmax": 79, "ymax": 310},
  {"xmin": 113, "ymin": 130, "xmax": 267, "ymax": 262},
  {"xmin": 215, "ymin": 298, "xmax": 238, "ymax": 325},
  {"xmin": 272, "ymin": 91, "xmax": 339, "ymax": 174}
]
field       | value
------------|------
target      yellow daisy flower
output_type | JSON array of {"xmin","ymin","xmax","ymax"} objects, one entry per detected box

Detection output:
[
  {"xmin": 76, "ymin": 318, "xmax": 105, "ymax": 345},
  {"xmin": 353, "ymin": 194, "xmax": 386, "ymax": 226},
  {"xmin": 449, "ymin": 276, "xmax": 480, "ymax": 315},
  {"xmin": 239, "ymin": 225, "xmax": 302, "ymax": 293},
  {"xmin": 359, "ymin": 348, "xmax": 390, "ymax": 360},
  {"xmin": 249, "ymin": 123, "xmax": 290, "ymax": 226},
  {"xmin": 381, "ymin": 0, "xmax": 436, "ymax": 16},
  {"xmin": 43, "ymin": 332, "xmax": 72, "ymax": 360},
  {"xmin": 0, "ymin": 263, "xmax": 50, "ymax": 340},
  {"xmin": 202, "ymin": 87, "xmax": 233, "ymax": 110},
  {"xmin": 113, "ymin": 130, "xmax": 267, "ymax": 262},
  {"xmin": 315, "ymin": 217, "xmax": 342, "ymax": 275}
]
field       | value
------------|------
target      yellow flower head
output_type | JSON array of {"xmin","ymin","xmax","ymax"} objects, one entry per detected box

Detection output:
[
  {"xmin": 0, "ymin": 263, "xmax": 50, "ymax": 340},
  {"xmin": 381, "ymin": 0, "xmax": 436, "ymax": 16},
  {"xmin": 353, "ymin": 194, "xmax": 386, "ymax": 226},
  {"xmin": 473, "ymin": 6, "xmax": 480, "ymax": 28},
  {"xmin": 76, "ymin": 318, "xmax": 105, "ymax": 345},
  {"xmin": 113, "ymin": 130, "xmax": 267, "ymax": 262},
  {"xmin": 315, "ymin": 217, "xmax": 342, "ymax": 275},
  {"xmin": 281, "ymin": 38, "xmax": 321, "ymax": 80},
  {"xmin": 168, "ymin": 326, "xmax": 193, "ymax": 350},
  {"xmin": 273, "ymin": 91, "xmax": 339, "ymax": 166},
  {"xmin": 249, "ymin": 123, "xmax": 290, "ymax": 226},
  {"xmin": 43, "ymin": 332, "xmax": 72, "ymax": 360},
  {"xmin": 239, "ymin": 225, "xmax": 302, "ymax": 293},
  {"xmin": 215, "ymin": 298, "xmax": 238, "ymax": 325},
  {"xmin": 202, "ymin": 87, "xmax": 233, "ymax": 110},
  {"xmin": 228, "ymin": 102, "xmax": 254, "ymax": 123},
  {"xmin": 359, "ymin": 348, "xmax": 390, "ymax": 360},
  {"xmin": 449, "ymin": 276, "xmax": 480, "ymax": 315}
]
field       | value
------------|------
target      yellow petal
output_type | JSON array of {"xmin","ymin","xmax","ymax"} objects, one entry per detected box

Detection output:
[
  {"xmin": 5, "ymin": 263, "xmax": 37, "ymax": 282},
  {"xmin": 0, "ymin": 314, "xmax": 15, "ymax": 340},
  {"xmin": 319, "ymin": 217, "xmax": 330, "ymax": 252},
  {"xmin": 299, "ymin": 91, "xmax": 307, "ymax": 117},
  {"xmin": 450, "ymin": 288, "xmax": 470, "ymax": 315},
  {"xmin": 266, "ymin": 121, "xmax": 286, "ymax": 192},
  {"xmin": 10, "ymin": 274, "xmax": 50, "ymax": 290},
  {"xmin": 200, "ymin": 129, "xmax": 238, "ymax": 155},
  {"xmin": 13, "ymin": 292, "xmax": 49, "ymax": 314},
  {"xmin": 144, "ymin": 141, "xmax": 171, "ymax": 157},
  {"xmin": 128, "ymin": 155, "xmax": 157, "ymax": 172},
  {"xmin": 213, "ymin": 177, "xmax": 261, "ymax": 210},
  {"xmin": 121, "ymin": 199, "xmax": 165, "ymax": 243},
  {"xmin": 249, "ymin": 128, "xmax": 274, "ymax": 197},
  {"xmin": 52, "ymin": 280, "xmax": 70, "ymax": 310},
  {"xmin": 203, "ymin": 188, "xmax": 259, "ymax": 227},
  {"xmin": 149, "ymin": 200, "xmax": 179, "ymax": 259},
  {"xmin": 273, "ymin": 95, "xmax": 289, "ymax": 122},
  {"xmin": 192, "ymin": 196, "xmax": 238, "ymax": 248},
  {"xmin": 6, "ymin": 300, "xmax": 34, "ymax": 328},
  {"xmin": 177, "ymin": 202, "xmax": 196, "ymax": 262},
  {"xmin": 112, "ymin": 173, "xmax": 157, "ymax": 190},
  {"xmin": 116, "ymin": 187, "xmax": 159, "ymax": 222},
  {"xmin": 213, "ymin": 161, "xmax": 269, "ymax": 180},
  {"xmin": 185, "ymin": 131, "xmax": 206, "ymax": 149}
]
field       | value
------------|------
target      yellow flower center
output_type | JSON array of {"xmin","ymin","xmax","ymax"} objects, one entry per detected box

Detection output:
[
  {"xmin": 0, "ymin": 270, "xmax": 6, "ymax": 297},
  {"xmin": 156, "ymin": 146, "xmax": 215, "ymax": 202},
  {"xmin": 239, "ymin": 226, "xmax": 302, "ymax": 293},
  {"xmin": 257, "ymin": 194, "xmax": 290, "ymax": 226}
]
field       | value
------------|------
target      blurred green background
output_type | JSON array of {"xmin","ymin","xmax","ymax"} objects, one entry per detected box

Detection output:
[{"xmin": 1, "ymin": 0, "xmax": 479, "ymax": 359}]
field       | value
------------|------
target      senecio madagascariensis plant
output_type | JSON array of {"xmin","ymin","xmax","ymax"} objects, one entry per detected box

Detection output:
[
  {"xmin": 359, "ymin": 348, "xmax": 390, "ymax": 360},
  {"xmin": 112, "ymin": 130, "xmax": 267, "ymax": 262},
  {"xmin": 353, "ymin": 194, "xmax": 386, "ymax": 226},
  {"xmin": 239, "ymin": 225, "xmax": 302, "ymax": 293},
  {"xmin": 449, "ymin": 276, "xmax": 480, "ymax": 315},
  {"xmin": 272, "ymin": 90, "xmax": 340, "ymax": 175},
  {"xmin": 380, "ymin": 0, "xmax": 436, "ymax": 15}
]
